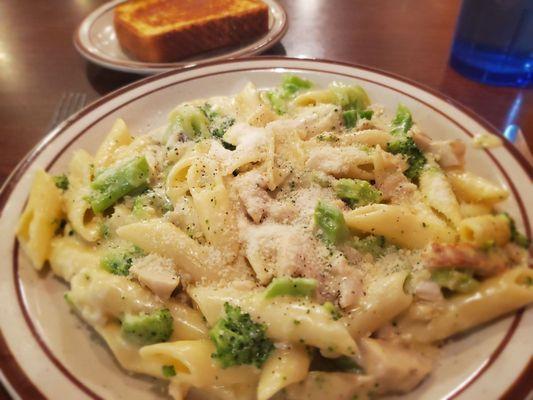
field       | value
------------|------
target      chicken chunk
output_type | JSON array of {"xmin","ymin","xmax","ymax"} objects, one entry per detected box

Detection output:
[
  {"xmin": 372, "ymin": 147, "xmax": 416, "ymax": 202},
  {"xmin": 337, "ymin": 274, "xmax": 364, "ymax": 309},
  {"xmin": 358, "ymin": 338, "xmax": 434, "ymax": 394},
  {"xmin": 235, "ymin": 171, "xmax": 272, "ymax": 223},
  {"xmin": 413, "ymin": 131, "xmax": 465, "ymax": 168},
  {"xmin": 423, "ymin": 242, "xmax": 510, "ymax": 277},
  {"xmin": 414, "ymin": 281, "xmax": 444, "ymax": 302},
  {"xmin": 242, "ymin": 223, "xmax": 316, "ymax": 284},
  {"xmin": 242, "ymin": 221, "xmax": 362, "ymax": 307},
  {"xmin": 268, "ymin": 201, "xmax": 298, "ymax": 223},
  {"xmin": 292, "ymin": 103, "xmax": 342, "ymax": 139},
  {"xmin": 130, "ymin": 254, "xmax": 180, "ymax": 300},
  {"xmin": 283, "ymin": 372, "xmax": 376, "ymax": 400},
  {"xmin": 306, "ymin": 146, "xmax": 374, "ymax": 180}
]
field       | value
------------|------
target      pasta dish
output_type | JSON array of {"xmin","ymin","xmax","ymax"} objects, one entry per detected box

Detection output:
[{"xmin": 17, "ymin": 76, "xmax": 532, "ymax": 400}]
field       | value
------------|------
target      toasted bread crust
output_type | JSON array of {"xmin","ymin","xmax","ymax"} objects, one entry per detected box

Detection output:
[{"xmin": 114, "ymin": 0, "xmax": 269, "ymax": 63}]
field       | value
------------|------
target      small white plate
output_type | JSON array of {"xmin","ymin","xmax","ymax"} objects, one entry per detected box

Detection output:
[
  {"xmin": 0, "ymin": 58, "xmax": 531, "ymax": 399},
  {"xmin": 74, "ymin": 0, "xmax": 288, "ymax": 74}
]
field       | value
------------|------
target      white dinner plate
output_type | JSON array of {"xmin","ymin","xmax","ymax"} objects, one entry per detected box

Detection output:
[
  {"xmin": 74, "ymin": 0, "xmax": 288, "ymax": 74},
  {"xmin": 0, "ymin": 58, "xmax": 531, "ymax": 400}
]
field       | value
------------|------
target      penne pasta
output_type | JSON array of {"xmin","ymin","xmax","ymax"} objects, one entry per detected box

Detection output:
[
  {"xmin": 458, "ymin": 214, "xmax": 511, "ymax": 246},
  {"xmin": 346, "ymin": 271, "xmax": 412, "ymax": 338},
  {"xmin": 344, "ymin": 204, "xmax": 454, "ymax": 249},
  {"xmin": 96, "ymin": 322, "xmax": 159, "ymax": 376},
  {"xmin": 257, "ymin": 346, "xmax": 310, "ymax": 400},
  {"xmin": 187, "ymin": 155, "xmax": 240, "ymax": 259},
  {"xmin": 446, "ymin": 170, "xmax": 509, "ymax": 204},
  {"xmin": 94, "ymin": 118, "xmax": 133, "ymax": 169},
  {"xmin": 188, "ymin": 285, "xmax": 359, "ymax": 357},
  {"xmin": 396, "ymin": 267, "xmax": 533, "ymax": 342},
  {"xmin": 17, "ymin": 169, "xmax": 63, "ymax": 269},
  {"xmin": 459, "ymin": 202, "xmax": 493, "ymax": 218},
  {"xmin": 17, "ymin": 76, "xmax": 531, "ymax": 400},
  {"xmin": 139, "ymin": 340, "xmax": 259, "ymax": 387},
  {"xmin": 64, "ymin": 149, "xmax": 103, "ymax": 242},
  {"xmin": 116, "ymin": 219, "xmax": 247, "ymax": 282},
  {"xmin": 49, "ymin": 235, "xmax": 100, "ymax": 281},
  {"xmin": 166, "ymin": 148, "xmax": 197, "ymax": 203},
  {"xmin": 419, "ymin": 162, "xmax": 461, "ymax": 226}
]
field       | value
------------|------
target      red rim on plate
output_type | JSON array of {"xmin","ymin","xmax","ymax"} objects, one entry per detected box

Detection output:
[{"xmin": 0, "ymin": 57, "xmax": 531, "ymax": 400}]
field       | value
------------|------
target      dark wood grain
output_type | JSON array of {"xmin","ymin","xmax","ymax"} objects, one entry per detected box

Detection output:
[
  {"xmin": 0, "ymin": 0, "xmax": 531, "ymax": 397},
  {"xmin": 279, "ymin": 1, "xmax": 532, "ymax": 136},
  {"xmin": 0, "ymin": 0, "xmax": 531, "ymax": 185},
  {"xmin": 0, "ymin": 385, "xmax": 9, "ymax": 400}
]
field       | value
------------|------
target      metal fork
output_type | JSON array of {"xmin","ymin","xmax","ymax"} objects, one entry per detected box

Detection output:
[{"xmin": 47, "ymin": 92, "xmax": 88, "ymax": 131}]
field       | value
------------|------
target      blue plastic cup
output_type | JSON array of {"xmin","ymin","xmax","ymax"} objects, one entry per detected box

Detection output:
[{"xmin": 450, "ymin": 0, "xmax": 533, "ymax": 87}]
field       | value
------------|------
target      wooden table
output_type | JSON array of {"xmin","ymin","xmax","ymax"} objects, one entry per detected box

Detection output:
[
  {"xmin": 0, "ymin": 1, "xmax": 531, "ymax": 399},
  {"xmin": 0, "ymin": 0, "xmax": 532, "ymax": 186}
]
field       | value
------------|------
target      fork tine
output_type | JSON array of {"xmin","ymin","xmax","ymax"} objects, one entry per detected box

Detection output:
[
  {"xmin": 57, "ymin": 92, "xmax": 74, "ymax": 124},
  {"xmin": 63, "ymin": 93, "xmax": 86, "ymax": 121},
  {"xmin": 63, "ymin": 92, "xmax": 78, "ymax": 121},
  {"xmin": 79, "ymin": 93, "xmax": 88, "ymax": 111},
  {"xmin": 72, "ymin": 93, "xmax": 87, "ymax": 115},
  {"xmin": 48, "ymin": 93, "xmax": 67, "ymax": 130},
  {"xmin": 47, "ymin": 92, "xmax": 89, "ymax": 131},
  {"xmin": 74, "ymin": 92, "xmax": 87, "ymax": 114},
  {"xmin": 63, "ymin": 93, "xmax": 77, "ymax": 120}
]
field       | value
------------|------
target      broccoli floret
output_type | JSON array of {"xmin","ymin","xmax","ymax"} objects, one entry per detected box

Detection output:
[
  {"xmin": 199, "ymin": 103, "xmax": 236, "ymax": 138},
  {"xmin": 264, "ymin": 277, "xmax": 317, "ymax": 299},
  {"xmin": 311, "ymin": 171, "xmax": 333, "ymax": 188},
  {"xmin": 391, "ymin": 104, "xmax": 413, "ymax": 135},
  {"xmin": 132, "ymin": 196, "xmax": 148, "ymax": 218},
  {"xmin": 121, "ymin": 309, "xmax": 174, "ymax": 345},
  {"xmin": 334, "ymin": 179, "xmax": 382, "ymax": 208},
  {"xmin": 314, "ymin": 201, "xmax": 350, "ymax": 244},
  {"xmin": 388, "ymin": 137, "xmax": 426, "ymax": 181},
  {"xmin": 100, "ymin": 223, "xmax": 110, "ymax": 239},
  {"xmin": 264, "ymin": 91, "xmax": 286, "ymax": 115},
  {"xmin": 502, "ymin": 213, "xmax": 530, "ymax": 249},
  {"xmin": 64, "ymin": 292, "xmax": 75, "ymax": 309},
  {"xmin": 132, "ymin": 190, "xmax": 174, "ymax": 218},
  {"xmin": 162, "ymin": 365, "xmax": 176, "ymax": 377},
  {"xmin": 316, "ymin": 133, "xmax": 339, "ymax": 142},
  {"xmin": 53, "ymin": 174, "xmax": 69, "ymax": 190},
  {"xmin": 210, "ymin": 117, "xmax": 236, "ymax": 138},
  {"xmin": 199, "ymin": 102, "xmax": 218, "ymax": 121},
  {"xmin": 168, "ymin": 102, "xmax": 235, "ymax": 144},
  {"xmin": 222, "ymin": 141, "xmax": 236, "ymax": 151},
  {"xmin": 281, "ymin": 75, "xmax": 313, "ymax": 96},
  {"xmin": 310, "ymin": 352, "xmax": 363, "ymax": 374},
  {"xmin": 342, "ymin": 109, "xmax": 374, "ymax": 129},
  {"xmin": 323, "ymin": 82, "xmax": 372, "ymax": 129},
  {"xmin": 350, "ymin": 235, "xmax": 387, "ymax": 258},
  {"xmin": 342, "ymin": 110, "xmax": 357, "ymax": 128},
  {"xmin": 323, "ymin": 301, "xmax": 342, "ymax": 321},
  {"xmin": 329, "ymin": 82, "xmax": 371, "ymax": 111},
  {"xmin": 358, "ymin": 110, "xmax": 374, "ymax": 120},
  {"xmin": 209, "ymin": 303, "xmax": 274, "ymax": 369},
  {"xmin": 90, "ymin": 156, "xmax": 150, "ymax": 213},
  {"xmin": 169, "ymin": 104, "xmax": 211, "ymax": 139},
  {"xmin": 101, "ymin": 253, "xmax": 131, "ymax": 275},
  {"xmin": 101, "ymin": 246, "xmax": 144, "ymax": 276},
  {"xmin": 431, "ymin": 269, "xmax": 479, "ymax": 294},
  {"xmin": 265, "ymin": 75, "xmax": 313, "ymax": 114},
  {"xmin": 387, "ymin": 105, "xmax": 426, "ymax": 182}
]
